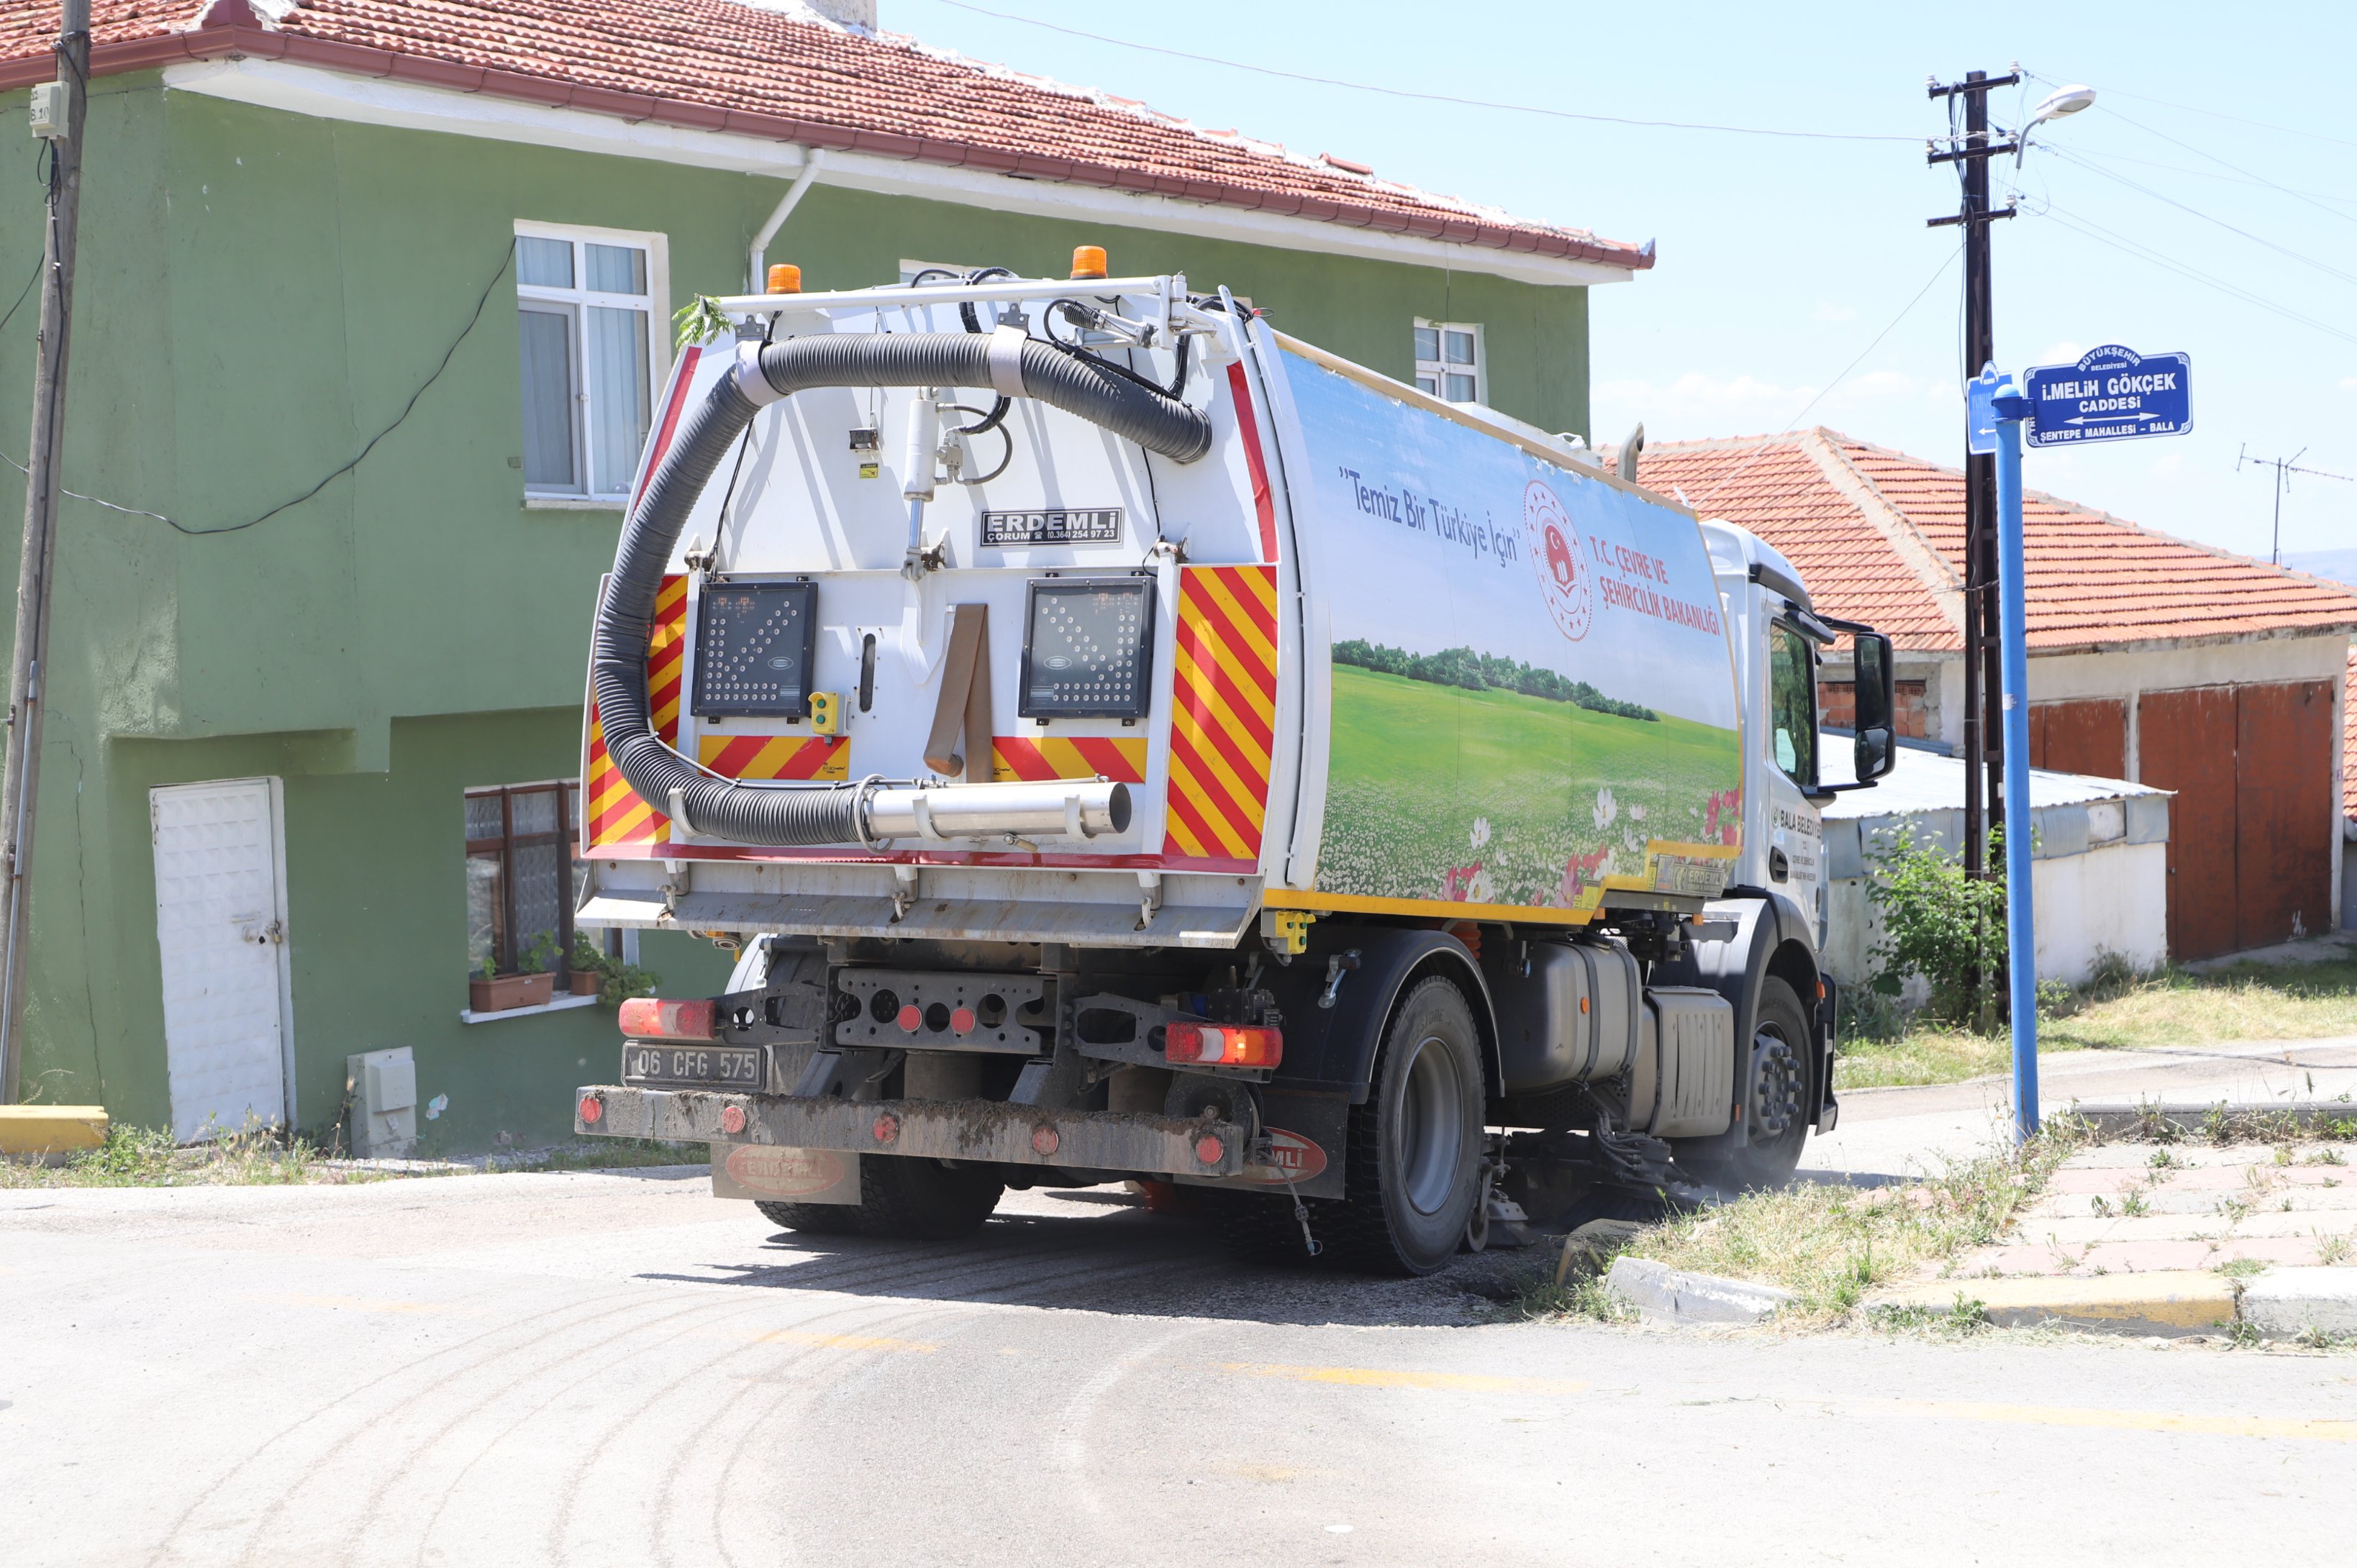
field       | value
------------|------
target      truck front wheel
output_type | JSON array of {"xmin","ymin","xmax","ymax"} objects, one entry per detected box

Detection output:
[
  {"xmin": 757, "ymin": 1156, "xmax": 1004, "ymax": 1241},
  {"xmin": 1689, "ymin": 976, "xmax": 1812, "ymax": 1192},
  {"xmin": 1327, "ymin": 976, "xmax": 1485, "ymax": 1276}
]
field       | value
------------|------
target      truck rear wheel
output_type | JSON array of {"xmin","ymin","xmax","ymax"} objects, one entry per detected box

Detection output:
[
  {"xmin": 1326, "ymin": 976, "xmax": 1485, "ymax": 1276},
  {"xmin": 756, "ymin": 1155, "xmax": 1004, "ymax": 1241},
  {"xmin": 1690, "ymin": 976, "xmax": 1812, "ymax": 1192}
]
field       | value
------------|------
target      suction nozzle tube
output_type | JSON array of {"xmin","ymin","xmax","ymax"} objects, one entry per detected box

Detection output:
[{"xmin": 594, "ymin": 329, "xmax": 1210, "ymax": 848}]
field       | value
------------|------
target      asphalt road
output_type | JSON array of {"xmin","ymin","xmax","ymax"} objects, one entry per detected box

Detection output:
[{"xmin": 5, "ymin": 1134, "xmax": 2354, "ymax": 1568}]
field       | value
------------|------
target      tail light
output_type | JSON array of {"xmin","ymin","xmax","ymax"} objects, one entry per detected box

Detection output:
[
  {"xmin": 618, "ymin": 997, "xmax": 717, "ymax": 1041},
  {"xmin": 1163, "ymin": 1021, "xmax": 1282, "ymax": 1069}
]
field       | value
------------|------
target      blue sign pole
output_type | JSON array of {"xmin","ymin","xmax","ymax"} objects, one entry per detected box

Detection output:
[{"xmin": 1992, "ymin": 381, "xmax": 2039, "ymax": 1141}]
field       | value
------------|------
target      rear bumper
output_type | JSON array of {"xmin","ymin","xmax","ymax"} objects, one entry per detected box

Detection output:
[{"xmin": 575, "ymin": 1086, "xmax": 1250, "ymax": 1178}]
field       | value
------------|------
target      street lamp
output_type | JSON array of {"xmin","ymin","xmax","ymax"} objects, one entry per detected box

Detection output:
[{"xmin": 2016, "ymin": 84, "xmax": 2096, "ymax": 165}]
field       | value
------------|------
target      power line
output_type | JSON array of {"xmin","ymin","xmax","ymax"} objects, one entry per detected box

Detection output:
[
  {"xmin": 2022, "ymin": 70, "xmax": 2357, "ymax": 230},
  {"xmin": 2030, "ymin": 71, "xmax": 2357, "ymax": 152},
  {"xmin": 2056, "ymin": 143, "xmax": 2357, "ymax": 214},
  {"xmin": 1688, "ymin": 240, "xmax": 1962, "ymax": 509},
  {"xmin": 922, "ymin": 0, "xmax": 1927, "ymax": 144},
  {"xmin": 2030, "ymin": 199, "xmax": 2357, "ymax": 350},
  {"xmin": 2042, "ymin": 143, "xmax": 2357, "ymax": 286}
]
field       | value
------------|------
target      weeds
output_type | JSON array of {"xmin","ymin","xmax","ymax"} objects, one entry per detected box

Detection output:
[
  {"xmin": 1866, "ymin": 1293, "xmax": 1991, "ymax": 1338},
  {"xmin": 1559, "ymin": 1117, "xmax": 2094, "ymax": 1325},
  {"xmin": 1, "ymin": 1121, "xmax": 356, "ymax": 1189},
  {"xmin": 2319, "ymin": 1232, "xmax": 2353, "ymax": 1267}
]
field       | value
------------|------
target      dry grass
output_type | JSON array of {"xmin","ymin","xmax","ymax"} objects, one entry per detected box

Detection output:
[
  {"xmin": 1509, "ymin": 1118, "xmax": 2092, "ymax": 1327},
  {"xmin": 1836, "ymin": 955, "xmax": 2357, "ymax": 1090},
  {"xmin": 0, "ymin": 1122, "xmax": 369, "ymax": 1189}
]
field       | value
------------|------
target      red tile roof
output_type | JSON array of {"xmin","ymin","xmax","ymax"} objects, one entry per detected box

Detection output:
[
  {"xmin": 0, "ymin": 1, "xmax": 1649, "ymax": 274},
  {"xmin": 1639, "ymin": 430, "xmax": 2357, "ymax": 655}
]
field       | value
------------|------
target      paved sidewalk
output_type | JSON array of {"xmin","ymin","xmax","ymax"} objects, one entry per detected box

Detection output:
[{"xmin": 1961, "ymin": 1141, "xmax": 2357, "ymax": 1277}]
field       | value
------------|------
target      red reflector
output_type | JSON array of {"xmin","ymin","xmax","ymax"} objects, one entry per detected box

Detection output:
[
  {"xmin": 950, "ymin": 1006, "xmax": 976, "ymax": 1034},
  {"xmin": 1031, "ymin": 1123, "xmax": 1061, "ymax": 1157},
  {"xmin": 1163, "ymin": 1021, "xmax": 1282, "ymax": 1069},
  {"xmin": 578, "ymin": 1095, "xmax": 604, "ymax": 1125},
  {"xmin": 1194, "ymin": 1134, "xmax": 1225, "ymax": 1166},
  {"xmin": 872, "ymin": 1112, "xmax": 900, "ymax": 1144},
  {"xmin": 897, "ymin": 1003, "xmax": 923, "ymax": 1033},
  {"xmin": 719, "ymin": 1104, "xmax": 746, "ymax": 1135},
  {"xmin": 618, "ymin": 996, "xmax": 717, "ymax": 1041}
]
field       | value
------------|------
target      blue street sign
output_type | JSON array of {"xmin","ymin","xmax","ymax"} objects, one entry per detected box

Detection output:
[
  {"xmin": 1966, "ymin": 363, "xmax": 2001, "ymax": 456},
  {"xmin": 2022, "ymin": 344, "xmax": 2192, "ymax": 448}
]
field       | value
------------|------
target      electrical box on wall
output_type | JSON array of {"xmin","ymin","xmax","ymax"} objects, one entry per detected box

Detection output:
[
  {"xmin": 29, "ymin": 82, "xmax": 66, "ymax": 140},
  {"xmin": 347, "ymin": 1047, "xmax": 418, "ymax": 1158}
]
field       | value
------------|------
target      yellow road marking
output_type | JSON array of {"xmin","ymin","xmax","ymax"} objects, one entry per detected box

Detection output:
[
  {"xmin": 750, "ymin": 1329, "xmax": 938, "ymax": 1354},
  {"xmin": 1221, "ymin": 1362, "xmax": 1586, "ymax": 1395},
  {"xmin": 1868, "ymin": 1398, "xmax": 2357, "ymax": 1443}
]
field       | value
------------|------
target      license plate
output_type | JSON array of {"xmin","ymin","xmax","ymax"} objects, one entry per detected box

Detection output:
[{"xmin": 621, "ymin": 1043, "xmax": 764, "ymax": 1088}]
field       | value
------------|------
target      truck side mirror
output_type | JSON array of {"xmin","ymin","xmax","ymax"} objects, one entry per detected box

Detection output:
[{"xmin": 1852, "ymin": 632, "xmax": 1898, "ymax": 782}]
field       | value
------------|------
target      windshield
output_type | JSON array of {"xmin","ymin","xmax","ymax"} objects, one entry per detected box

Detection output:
[{"xmin": 1768, "ymin": 623, "xmax": 1817, "ymax": 788}]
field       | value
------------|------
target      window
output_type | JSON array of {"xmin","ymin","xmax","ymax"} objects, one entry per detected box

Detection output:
[
  {"xmin": 1414, "ymin": 319, "xmax": 1484, "ymax": 404},
  {"xmin": 514, "ymin": 224, "xmax": 668, "ymax": 500},
  {"xmin": 1768, "ymin": 624, "xmax": 1819, "ymax": 788},
  {"xmin": 466, "ymin": 782, "xmax": 586, "ymax": 977}
]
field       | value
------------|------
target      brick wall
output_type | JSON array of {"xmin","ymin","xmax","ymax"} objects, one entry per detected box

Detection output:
[{"xmin": 1820, "ymin": 680, "xmax": 1927, "ymax": 739}]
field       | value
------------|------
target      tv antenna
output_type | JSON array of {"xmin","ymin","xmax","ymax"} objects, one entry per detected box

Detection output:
[{"xmin": 2237, "ymin": 445, "xmax": 2355, "ymax": 565}]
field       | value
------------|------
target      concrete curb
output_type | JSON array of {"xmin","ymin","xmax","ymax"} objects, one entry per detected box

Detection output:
[
  {"xmin": 1870, "ymin": 1267, "xmax": 2357, "ymax": 1340},
  {"xmin": 1869, "ymin": 1272, "xmax": 2234, "ymax": 1337},
  {"xmin": 2066, "ymin": 1102, "xmax": 2357, "ymax": 1139},
  {"xmin": 2241, "ymin": 1269, "xmax": 2357, "ymax": 1339},
  {"xmin": 1604, "ymin": 1256, "xmax": 1795, "ymax": 1327}
]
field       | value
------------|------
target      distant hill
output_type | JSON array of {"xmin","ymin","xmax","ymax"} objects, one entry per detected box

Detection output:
[{"xmin": 2284, "ymin": 548, "xmax": 2357, "ymax": 590}]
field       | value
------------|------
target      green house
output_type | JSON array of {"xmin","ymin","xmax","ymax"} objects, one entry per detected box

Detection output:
[{"xmin": 0, "ymin": 0, "xmax": 1649, "ymax": 1149}]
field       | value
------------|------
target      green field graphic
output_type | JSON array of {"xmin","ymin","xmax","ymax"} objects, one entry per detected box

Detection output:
[{"xmin": 1317, "ymin": 664, "xmax": 1741, "ymax": 908}]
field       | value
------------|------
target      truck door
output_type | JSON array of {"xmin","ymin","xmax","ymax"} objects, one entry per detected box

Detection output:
[{"xmin": 1763, "ymin": 621, "xmax": 1826, "ymax": 937}]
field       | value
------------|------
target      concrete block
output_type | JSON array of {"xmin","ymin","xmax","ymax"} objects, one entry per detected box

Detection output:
[
  {"xmin": 1823, "ymin": 819, "xmax": 1863, "ymax": 880},
  {"xmin": 1604, "ymin": 1255, "xmax": 1795, "ymax": 1326},
  {"xmin": 2240, "ymin": 1267, "xmax": 2357, "ymax": 1339},
  {"xmin": 0, "ymin": 1105, "xmax": 108, "ymax": 1154},
  {"xmin": 2031, "ymin": 804, "xmax": 2089, "ymax": 860},
  {"xmin": 2125, "ymin": 793, "xmax": 2170, "ymax": 846},
  {"xmin": 1869, "ymin": 1270, "xmax": 2235, "ymax": 1336}
]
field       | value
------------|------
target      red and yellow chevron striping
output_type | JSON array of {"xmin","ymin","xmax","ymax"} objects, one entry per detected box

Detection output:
[
  {"xmin": 991, "ymin": 735, "xmax": 1148, "ymax": 784},
  {"xmin": 1162, "ymin": 565, "xmax": 1279, "ymax": 863},
  {"xmin": 647, "ymin": 573, "xmax": 688, "ymax": 745},
  {"xmin": 586, "ymin": 574, "xmax": 689, "ymax": 849},
  {"xmin": 697, "ymin": 733, "xmax": 850, "ymax": 780}
]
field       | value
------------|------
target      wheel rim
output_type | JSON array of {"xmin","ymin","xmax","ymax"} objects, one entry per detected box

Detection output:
[
  {"xmin": 1396, "ymin": 1031, "xmax": 1465, "ymax": 1216},
  {"xmin": 1750, "ymin": 1027, "xmax": 1804, "ymax": 1139}
]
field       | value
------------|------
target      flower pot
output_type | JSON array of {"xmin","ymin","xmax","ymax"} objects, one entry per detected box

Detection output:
[
  {"xmin": 569, "ymin": 968, "xmax": 602, "ymax": 998},
  {"xmin": 470, "ymin": 970, "xmax": 555, "ymax": 1013}
]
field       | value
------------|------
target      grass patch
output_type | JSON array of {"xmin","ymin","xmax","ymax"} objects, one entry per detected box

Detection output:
[
  {"xmin": 1511, "ymin": 1118, "xmax": 2091, "ymax": 1328},
  {"xmin": 0, "ymin": 1123, "xmax": 373, "ymax": 1189},
  {"xmin": 1835, "ymin": 953, "xmax": 2357, "ymax": 1090}
]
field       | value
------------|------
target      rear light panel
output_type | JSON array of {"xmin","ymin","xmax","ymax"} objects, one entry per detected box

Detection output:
[
  {"xmin": 618, "ymin": 996, "xmax": 717, "ymax": 1041},
  {"xmin": 1163, "ymin": 1021, "xmax": 1282, "ymax": 1069}
]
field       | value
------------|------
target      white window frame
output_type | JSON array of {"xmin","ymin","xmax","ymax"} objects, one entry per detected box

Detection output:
[
  {"xmin": 514, "ymin": 219, "xmax": 671, "ymax": 507},
  {"xmin": 1414, "ymin": 318, "xmax": 1486, "ymax": 406}
]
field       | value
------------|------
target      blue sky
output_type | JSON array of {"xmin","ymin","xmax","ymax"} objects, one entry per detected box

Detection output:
[{"xmin": 896, "ymin": 0, "xmax": 2357, "ymax": 564}]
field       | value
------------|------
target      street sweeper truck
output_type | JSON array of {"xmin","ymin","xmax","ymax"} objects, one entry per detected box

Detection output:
[{"xmin": 568, "ymin": 255, "xmax": 1897, "ymax": 1274}]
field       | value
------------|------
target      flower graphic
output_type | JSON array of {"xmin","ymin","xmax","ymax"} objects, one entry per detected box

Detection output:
[
  {"xmin": 1592, "ymin": 787, "xmax": 1618, "ymax": 831},
  {"xmin": 1628, "ymin": 803, "xmax": 1647, "ymax": 824},
  {"xmin": 1469, "ymin": 816, "xmax": 1492, "ymax": 851}
]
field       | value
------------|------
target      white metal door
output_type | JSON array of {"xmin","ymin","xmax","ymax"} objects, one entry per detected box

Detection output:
[{"xmin": 152, "ymin": 778, "xmax": 292, "ymax": 1143}]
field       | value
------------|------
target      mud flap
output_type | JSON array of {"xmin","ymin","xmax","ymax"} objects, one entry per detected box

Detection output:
[{"xmin": 1176, "ymin": 1090, "xmax": 1347, "ymax": 1200}]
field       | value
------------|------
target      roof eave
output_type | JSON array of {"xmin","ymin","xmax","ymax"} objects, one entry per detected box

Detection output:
[{"xmin": 0, "ymin": 24, "xmax": 1653, "ymax": 277}]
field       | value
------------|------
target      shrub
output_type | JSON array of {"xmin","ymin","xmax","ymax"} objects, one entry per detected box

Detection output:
[{"xmin": 1864, "ymin": 826, "xmax": 2007, "ymax": 1031}]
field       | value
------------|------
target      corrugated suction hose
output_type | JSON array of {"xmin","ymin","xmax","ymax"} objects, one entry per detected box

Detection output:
[{"xmin": 594, "ymin": 332, "xmax": 1214, "ymax": 846}]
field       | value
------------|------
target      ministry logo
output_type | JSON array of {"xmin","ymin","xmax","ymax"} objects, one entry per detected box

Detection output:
[{"xmin": 1522, "ymin": 480, "xmax": 1592, "ymax": 641}]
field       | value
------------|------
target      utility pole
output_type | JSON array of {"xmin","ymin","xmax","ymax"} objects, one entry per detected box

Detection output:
[
  {"xmin": 1, "ymin": 0, "xmax": 91, "ymax": 1103},
  {"xmin": 2237, "ymin": 445, "xmax": 2355, "ymax": 566},
  {"xmin": 1928, "ymin": 67, "xmax": 2018, "ymax": 1018}
]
